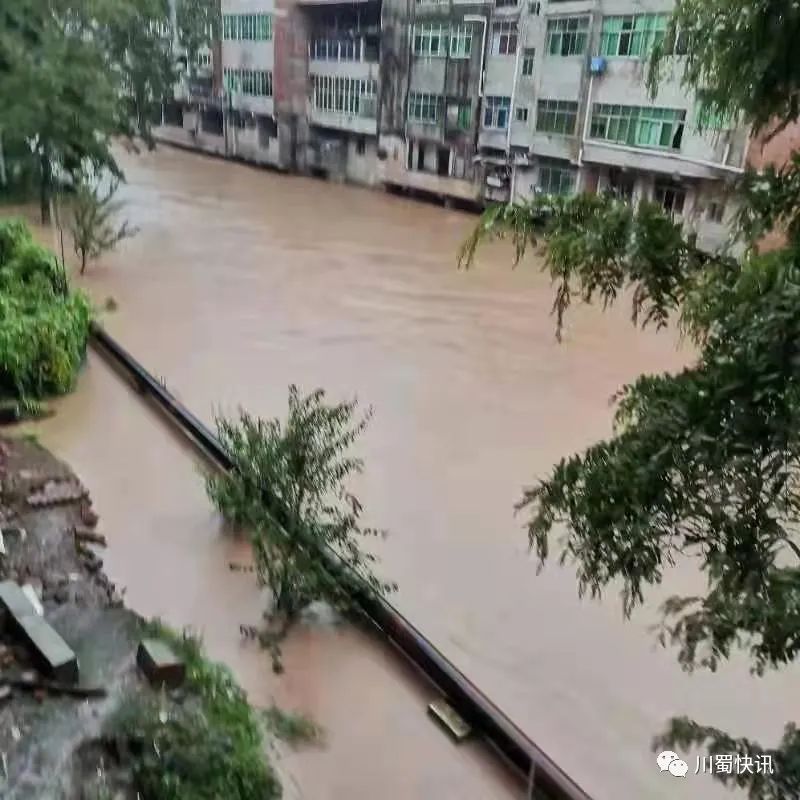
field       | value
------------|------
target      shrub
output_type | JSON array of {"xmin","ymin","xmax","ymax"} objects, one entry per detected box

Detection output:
[
  {"xmin": 0, "ymin": 216, "xmax": 91, "ymax": 403},
  {"xmin": 112, "ymin": 623, "xmax": 282, "ymax": 800},
  {"xmin": 206, "ymin": 386, "xmax": 396, "ymax": 670},
  {"xmin": 0, "ymin": 218, "xmax": 32, "ymax": 264}
]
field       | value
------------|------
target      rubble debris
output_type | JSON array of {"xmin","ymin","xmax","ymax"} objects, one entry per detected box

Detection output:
[
  {"xmin": 80, "ymin": 503, "xmax": 99, "ymax": 527},
  {"xmin": 137, "ymin": 639, "xmax": 186, "ymax": 689},
  {"xmin": 2, "ymin": 671, "xmax": 106, "ymax": 700},
  {"xmin": 27, "ymin": 480, "xmax": 87, "ymax": 508},
  {"xmin": 73, "ymin": 526, "xmax": 107, "ymax": 547}
]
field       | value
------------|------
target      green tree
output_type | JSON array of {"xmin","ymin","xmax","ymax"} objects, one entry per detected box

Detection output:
[
  {"xmin": 67, "ymin": 171, "xmax": 137, "ymax": 274},
  {"xmin": 206, "ymin": 386, "xmax": 396, "ymax": 671},
  {"xmin": 460, "ymin": 2, "xmax": 800, "ymax": 796},
  {"xmin": 0, "ymin": 0, "xmax": 174, "ymax": 222}
]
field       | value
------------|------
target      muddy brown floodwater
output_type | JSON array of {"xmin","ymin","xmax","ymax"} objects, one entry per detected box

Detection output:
[{"xmin": 27, "ymin": 146, "xmax": 798, "ymax": 800}]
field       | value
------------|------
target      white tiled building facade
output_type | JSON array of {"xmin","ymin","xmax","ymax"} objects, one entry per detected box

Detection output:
[{"xmin": 161, "ymin": 0, "xmax": 751, "ymax": 250}]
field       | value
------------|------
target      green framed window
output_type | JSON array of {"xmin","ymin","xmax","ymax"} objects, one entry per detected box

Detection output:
[
  {"xmin": 589, "ymin": 104, "xmax": 686, "ymax": 150},
  {"xmin": 694, "ymin": 99, "xmax": 734, "ymax": 130},
  {"xmin": 536, "ymin": 99, "xmax": 578, "ymax": 134},
  {"xmin": 546, "ymin": 16, "xmax": 589, "ymax": 56},
  {"xmin": 538, "ymin": 162, "xmax": 576, "ymax": 196},
  {"xmin": 599, "ymin": 14, "xmax": 668, "ymax": 57}
]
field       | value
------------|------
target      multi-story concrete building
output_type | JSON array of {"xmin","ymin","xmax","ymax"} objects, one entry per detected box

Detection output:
[
  {"xmin": 157, "ymin": 0, "xmax": 753, "ymax": 249},
  {"xmin": 220, "ymin": 0, "xmax": 281, "ymax": 166},
  {"xmin": 377, "ymin": 0, "xmax": 489, "ymax": 204}
]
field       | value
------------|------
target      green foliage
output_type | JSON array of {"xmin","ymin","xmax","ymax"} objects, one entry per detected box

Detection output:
[
  {"xmin": 461, "ymin": 2, "xmax": 800, "ymax": 795},
  {"xmin": 0, "ymin": 0, "xmax": 175, "ymax": 219},
  {"xmin": 654, "ymin": 719, "xmax": 800, "ymax": 800},
  {"xmin": 649, "ymin": 0, "xmax": 800, "ymax": 136},
  {"xmin": 114, "ymin": 622, "xmax": 281, "ymax": 800},
  {"xmin": 0, "ymin": 216, "xmax": 90, "ymax": 403},
  {"xmin": 458, "ymin": 195, "xmax": 721, "ymax": 341},
  {"xmin": 262, "ymin": 705, "xmax": 324, "ymax": 745},
  {"xmin": 206, "ymin": 386, "xmax": 396, "ymax": 666},
  {"xmin": 68, "ymin": 171, "xmax": 137, "ymax": 274}
]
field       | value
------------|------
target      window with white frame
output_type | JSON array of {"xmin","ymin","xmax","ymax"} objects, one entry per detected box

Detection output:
[
  {"xmin": 491, "ymin": 21, "xmax": 517, "ymax": 55},
  {"xmin": 521, "ymin": 48, "xmax": 535, "ymax": 76},
  {"xmin": 537, "ymin": 162, "xmax": 576, "ymax": 195},
  {"xmin": 413, "ymin": 23, "xmax": 449, "ymax": 57},
  {"xmin": 483, "ymin": 95, "xmax": 511, "ymax": 129},
  {"xmin": 311, "ymin": 37, "xmax": 364, "ymax": 61},
  {"xmin": 223, "ymin": 68, "xmax": 273, "ymax": 97},
  {"xmin": 223, "ymin": 13, "xmax": 272, "ymax": 41},
  {"xmin": 313, "ymin": 76, "xmax": 377, "ymax": 117},
  {"xmin": 408, "ymin": 92, "xmax": 441, "ymax": 123},
  {"xmin": 449, "ymin": 25, "xmax": 473, "ymax": 58},
  {"xmin": 515, "ymin": 106, "xmax": 529, "ymax": 122}
]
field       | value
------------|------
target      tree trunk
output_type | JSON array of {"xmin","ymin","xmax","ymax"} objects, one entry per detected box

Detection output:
[
  {"xmin": 80, "ymin": 251, "xmax": 87, "ymax": 275},
  {"xmin": 39, "ymin": 151, "xmax": 51, "ymax": 225}
]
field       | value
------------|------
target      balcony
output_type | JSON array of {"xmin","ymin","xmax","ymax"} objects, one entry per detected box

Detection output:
[{"xmin": 581, "ymin": 140, "xmax": 735, "ymax": 180}]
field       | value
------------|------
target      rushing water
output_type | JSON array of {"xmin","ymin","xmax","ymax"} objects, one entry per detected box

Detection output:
[{"xmin": 28, "ymin": 146, "xmax": 798, "ymax": 799}]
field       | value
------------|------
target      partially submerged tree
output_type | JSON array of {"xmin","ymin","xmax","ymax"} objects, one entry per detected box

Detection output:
[
  {"xmin": 460, "ymin": 1, "xmax": 800, "ymax": 796},
  {"xmin": 206, "ymin": 386, "xmax": 396, "ymax": 671},
  {"xmin": 68, "ymin": 172, "xmax": 137, "ymax": 274}
]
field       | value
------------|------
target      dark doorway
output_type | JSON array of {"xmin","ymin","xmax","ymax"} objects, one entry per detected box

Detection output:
[{"xmin": 437, "ymin": 146, "xmax": 450, "ymax": 177}]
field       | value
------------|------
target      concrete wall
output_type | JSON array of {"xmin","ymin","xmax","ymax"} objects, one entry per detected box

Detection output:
[{"xmin": 345, "ymin": 137, "xmax": 380, "ymax": 186}]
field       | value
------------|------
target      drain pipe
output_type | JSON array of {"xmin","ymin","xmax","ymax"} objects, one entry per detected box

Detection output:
[
  {"xmin": 506, "ymin": 20, "xmax": 523, "ymax": 155},
  {"xmin": 465, "ymin": 15, "xmax": 488, "ymax": 99},
  {"xmin": 89, "ymin": 322, "xmax": 594, "ymax": 800},
  {"xmin": 578, "ymin": 73, "xmax": 594, "ymax": 168}
]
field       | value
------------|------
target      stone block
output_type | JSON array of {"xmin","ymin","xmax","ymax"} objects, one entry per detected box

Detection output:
[
  {"xmin": 14, "ymin": 613, "xmax": 79, "ymax": 683},
  {"xmin": 0, "ymin": 580, "xmax": 37, "ymax": 627},
  {"xmin": 137, "ymin": 639, "xmax": 185, "ymax": 689},
  {"xmin": 0, "ymin": 580, "xmax": 79, "ymax": 683}
]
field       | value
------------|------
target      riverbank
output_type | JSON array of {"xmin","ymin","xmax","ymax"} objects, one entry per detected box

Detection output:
[{"xmin": 0, "ymin": 434, "xmax": 282, "ymax": 799}]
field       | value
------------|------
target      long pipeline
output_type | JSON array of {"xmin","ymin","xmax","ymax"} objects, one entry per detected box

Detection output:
[{"xmin": 89, "ymin": 322, "xmax": 594, "ymax": 800}]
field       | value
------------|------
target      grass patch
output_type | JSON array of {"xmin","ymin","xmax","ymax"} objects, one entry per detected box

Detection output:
[
  {"xmin": 111, "ymin": 620, "xmax": 282, "ymax": 800},
  {"xmin": 262, "ymin": 704, "xmax": 324, "ymax": 746}
]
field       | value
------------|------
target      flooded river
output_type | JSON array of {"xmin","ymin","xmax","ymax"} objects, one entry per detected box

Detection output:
[{"xmin": 29, "ymin": 146, "xmax": 798, "ymax": 799}]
